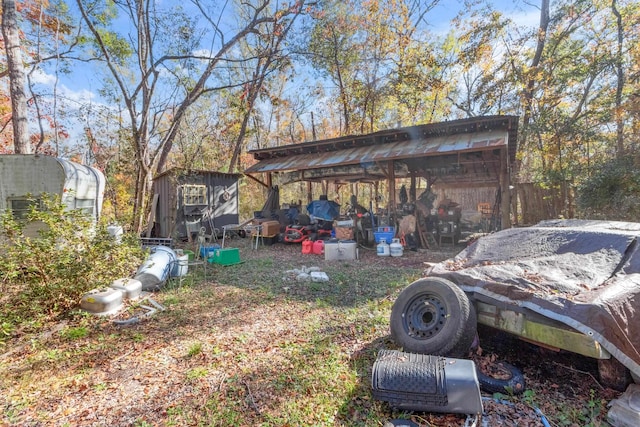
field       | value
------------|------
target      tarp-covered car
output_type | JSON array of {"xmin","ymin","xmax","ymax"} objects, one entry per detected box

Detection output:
[{"xmin": 391, "ymin": 219, "xmax": 640, "ymax": 390}]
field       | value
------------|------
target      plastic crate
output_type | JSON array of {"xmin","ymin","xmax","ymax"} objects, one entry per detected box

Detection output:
[
  {"xmin": 141, "ymin": 237, "xmax": 172, "ymax": 248},
  {"xmin": 200, "ymin": 244, "xmax": 221, "ymax": 259},
  {"xmin": 209, "ymin": 248, "xmax": 241, "ymax": 265},
  {"xmin": 374, "ymin": 231, "xmax": 395, "ymax": 244},
  {"xmin": 376, "ymin": 226, "xmax": 395, "ymax": 233}
]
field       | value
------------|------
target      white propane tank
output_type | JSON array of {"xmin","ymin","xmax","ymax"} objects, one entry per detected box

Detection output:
[
  {"xmin": 377, "ymin": 240, "xmax": 390, "ymax": 257},
  {"xmin": 390, "ymin": 238, "xmax": 403, "ymax": 257}
]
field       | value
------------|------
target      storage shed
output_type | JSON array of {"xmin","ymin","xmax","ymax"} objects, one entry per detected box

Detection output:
[
  {"xmin": 150, "ymin": 169, "xmax": 241, "ymax": 240},
  {"xmin": 0, "ymin": 154, "xmax": 105, "ymax": 223}
]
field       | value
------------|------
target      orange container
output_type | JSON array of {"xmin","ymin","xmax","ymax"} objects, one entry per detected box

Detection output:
[
  {"xmin": 302, "ymin": 240, "xmax": 313, "ymax": 254},
  {"xmin": 312, "ymin": 240, "xmax": 324, "ymax": 255}
]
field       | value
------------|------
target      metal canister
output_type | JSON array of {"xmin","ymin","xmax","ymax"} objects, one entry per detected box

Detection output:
[
  {"xmin": 390, "ymin": 238, "xmax": 403, "ymax": 257},
  {"xmin": 377, "ymin": 240, "xmax": 390, "ymax": 257}
]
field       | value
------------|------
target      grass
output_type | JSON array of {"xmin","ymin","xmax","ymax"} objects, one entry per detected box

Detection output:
[{"xmin": 0, "ymin": 237, "xmax": 618, "ymax": 426}]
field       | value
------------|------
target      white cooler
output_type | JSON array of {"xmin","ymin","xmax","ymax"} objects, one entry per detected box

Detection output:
[{"xmin": 324, "ymin": 240, "xmax": 358, "ymax": 261}]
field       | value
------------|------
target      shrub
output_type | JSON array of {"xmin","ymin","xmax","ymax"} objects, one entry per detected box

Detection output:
[
  {"xmin": 577, "ymin": 157, "xmax": 640, "ymax": 221},
  {"xmin": 0, "ymin": 194, "xmax": 145, "ymax": 339}
]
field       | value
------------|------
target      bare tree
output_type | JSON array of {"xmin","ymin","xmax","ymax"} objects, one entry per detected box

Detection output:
[
  {"xmin": 76, "ymin": 0, "xmax": 309, "ymax": 232},
  {"xmin": 2, "ymin": 0, "xmax": 30, "ymax": 153}
]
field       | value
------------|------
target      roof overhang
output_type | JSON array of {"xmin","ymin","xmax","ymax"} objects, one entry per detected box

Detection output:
[
  {"xmin": 245, "ymin": 130, "xmax": 507, "ymax": 173},
  {"xmin": 245, "ymin": 115, "xmax": 518, "ymax": 186}
]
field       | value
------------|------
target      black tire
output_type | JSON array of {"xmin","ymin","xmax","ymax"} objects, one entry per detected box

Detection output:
[
  {"xmin": 390, "ymin": 277, "xmax": 477, "ymax": 357},
  {"xmin": 296, "ymin": 214, "xmax": 310, "ymax": 226},
  {"xmin": 598, "ymin": 358, "xmax": 632, "ymax": 391},
  {"xmin": 476, "ymin": 361, "xmax": 526, "ymax": 395}
]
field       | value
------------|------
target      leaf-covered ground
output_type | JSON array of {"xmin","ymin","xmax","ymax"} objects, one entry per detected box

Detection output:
[{"xmin": 0, "ymin": 236, "xmax": 621, "ymax": 426}]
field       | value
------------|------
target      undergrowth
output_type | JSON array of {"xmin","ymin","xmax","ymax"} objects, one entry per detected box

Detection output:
[{"xmin": 0, "ymin": 194, "xmax": 144, "ymax": 341}]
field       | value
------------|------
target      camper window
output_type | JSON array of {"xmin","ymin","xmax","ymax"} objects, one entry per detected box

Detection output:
[
  {"xmin": 8, "ymin": 198, "xmax": 43, "ymax": 220},
  {"xmin": 75, "ymin": 199, "xmax": 96, "ymax": 216},
  {"xmin": 181, "ymin": 185, "xmax": 207, "ymax": 206}
]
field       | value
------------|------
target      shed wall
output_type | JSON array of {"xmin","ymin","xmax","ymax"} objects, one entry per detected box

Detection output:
[{"xmin": 153, "ymin": 171, "xmax": 240, "ymax": 239}]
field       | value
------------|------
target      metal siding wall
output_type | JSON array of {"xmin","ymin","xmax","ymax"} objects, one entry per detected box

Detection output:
[
  {"xmin": 153, "ymin": 172, "xmax": 240, "ymax": 239},
  {"xmin": 154, "ymin": 175, "xmax": 173, "ymax": 238},
  {"xmin": 207, "ymin": 173, "xmax": 239, "ymax": 229}
]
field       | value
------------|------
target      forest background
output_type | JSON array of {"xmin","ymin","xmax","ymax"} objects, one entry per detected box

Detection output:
[{"xmin": 1, "ymin": 0, "xmax": 639, "ymax": 231}]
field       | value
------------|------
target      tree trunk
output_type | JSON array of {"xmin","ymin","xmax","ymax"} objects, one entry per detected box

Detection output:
[
  {"xmin": 2, "ymin": 0, "xmax": 30, "ymax": 154},
  {"xmin": 612, "ymin": 0, "xmax": 625, "ymax": 157},
  {"xmin": 520, "ymin": 0, "xmax": 549, "ymax": 152}
]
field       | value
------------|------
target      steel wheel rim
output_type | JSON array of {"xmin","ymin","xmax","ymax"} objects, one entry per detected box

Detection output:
[{"xmin": 403, "ymin": 293, "xmax": 447, "ymax": 340}]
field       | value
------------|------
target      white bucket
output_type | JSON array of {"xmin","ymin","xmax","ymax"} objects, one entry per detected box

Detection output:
[
  {"xmin": 107, "ymin": 225, "xmax": 124, "ymax": 243},
  {"xmin": 171, "ymin": 254, "xmax": 189, "ymax": 277}
]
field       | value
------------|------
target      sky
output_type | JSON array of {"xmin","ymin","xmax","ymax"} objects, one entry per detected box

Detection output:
[{"xmin": 31, "ymin": 0, "xmax": 541, "ymax": 155}]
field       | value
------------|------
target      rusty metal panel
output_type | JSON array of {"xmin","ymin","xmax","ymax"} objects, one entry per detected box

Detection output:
[{"xmin": 245, "ymin": 131, "xmax": 507, "ymax": 173}]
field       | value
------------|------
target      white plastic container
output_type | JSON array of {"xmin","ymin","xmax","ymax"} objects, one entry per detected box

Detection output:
[
  {"xmin": 171, "ymin": 254, "xmax": 189, "ymax": 277},
  {"xmin": 390, "ymin": 238, "xmax": 403, "ymax": 257},
  {"xmin": 377, "ymin": 240, "xmax": 390, "ymax": 257},
  {"xmin": 608, "ymin": 384, "xmax": 640, "ymax": 427},
  {"xmin": 325, "ymin": 240, "xmax": 358, "ymax": 261},
  {"xmin": 110, "ymin": 278, "xmax": 142, "ymax": 300},
  {"xmin": 107, "ymin": 224, "xmax": 124, "ymax": 243},
  {"xmin": 81, "ymin": 288, "xmax": 123, "ymax": 315}
]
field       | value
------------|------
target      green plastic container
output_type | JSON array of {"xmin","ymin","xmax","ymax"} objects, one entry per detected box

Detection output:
[
  {"xmin": 183, "ymin": 249, "xmax": 195, "ymax": 261},
  {"xmin": 209, "ymin": 248, "xmax": 241, "ymax": 265}
]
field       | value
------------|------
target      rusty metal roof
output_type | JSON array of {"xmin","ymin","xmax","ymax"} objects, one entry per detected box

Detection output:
[
  {"xmin": 154, "ymin": 168, "xmax": 242, "ymax": 180},
  {"xmin": 245, "ymin": 130, "xmax": 509, "ymax": 174},
  {"xmin": 245, "ymin": 115, "xmax": 518, "ymax": 175}
]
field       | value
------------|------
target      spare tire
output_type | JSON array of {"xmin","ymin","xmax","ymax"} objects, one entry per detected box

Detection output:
[
  {"xmin": 296, "ymin": 214, "xmax": 311, "ymax": 226},
  {"xmin": 390, "ymin": 277, "xmax": 477, "ymax": 357},
  {"xmin": 476, "ymin": 361, "xmax": 526, "ymax": 395}
]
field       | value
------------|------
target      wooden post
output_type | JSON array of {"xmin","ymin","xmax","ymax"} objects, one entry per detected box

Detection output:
[
  {"xmin": 500, "ymin": 147, "xmax": 512, "ymax": 229},
  {"xmin": 388, "ymin": 160, "xmax": 397, "ymax": 222},
  {"xmin": 410, "ymin": 172, "xmax": 417, "ymax": 202}
]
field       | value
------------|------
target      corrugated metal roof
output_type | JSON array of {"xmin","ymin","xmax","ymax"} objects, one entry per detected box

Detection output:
[
  {"xmin": 153, "ymin": 168, "xmax": 242, "ymax": 181},
  {"xmin": 245, "ymin": 131, "xmax": 508, "ymax": 173}
]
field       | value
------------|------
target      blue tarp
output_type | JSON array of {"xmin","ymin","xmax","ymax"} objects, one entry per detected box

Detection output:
[{"xmin": 306, "ymin": 200, "xmax": 340, "ymax": 221}]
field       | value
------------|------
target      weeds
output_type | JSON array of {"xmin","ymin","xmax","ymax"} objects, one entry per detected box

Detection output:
[
  {"xmin": 0, "ymin": 194, "xmax": 144, "ymax": 337},
  {"xmin": 0, "ymin": 236, "xmax": 617, "ymax": 426},
  {"xmin": 60, "ymin": 326, "xmax": 89, "ymax": 340}
]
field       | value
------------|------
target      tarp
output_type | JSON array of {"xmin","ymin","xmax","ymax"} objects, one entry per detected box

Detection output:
[
  {"xmin": 428, "ymin": 219, "xmax": 640, "ymax": 379},
  {"xmin": 306, "ymin": 200, "xmax": 340, "ymax": 221},
  {"xmin": 260, "ymin": 185, "xmax": 280, "ymax": 217}
]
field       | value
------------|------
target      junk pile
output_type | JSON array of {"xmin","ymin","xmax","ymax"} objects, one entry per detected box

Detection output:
[
  {"xmin": 80, "ymin": 245, "xmax": 188, "ymax": 317},
  {"xmin": 283, "ymin": 266, "xmax": 329, "ymax": 283}
]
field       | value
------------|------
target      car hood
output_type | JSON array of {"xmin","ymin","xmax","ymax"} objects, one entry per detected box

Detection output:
[{"xmin": 428, "ymin": 219, "xmax": 640, "ymax": 379}]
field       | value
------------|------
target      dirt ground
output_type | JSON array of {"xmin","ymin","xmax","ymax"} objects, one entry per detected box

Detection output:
[
  {"xmin": 238, "ymin": 237, "xmax": 623, "ymax": 426},
  {"xmin": 0, "ymin": 235, "xmax": 625, "ymax": 426}
]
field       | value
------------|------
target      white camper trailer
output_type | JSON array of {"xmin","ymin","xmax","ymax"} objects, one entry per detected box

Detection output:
[{"xmin": 0, "ymin": 155, "xmax": 105, "ymax": 226}]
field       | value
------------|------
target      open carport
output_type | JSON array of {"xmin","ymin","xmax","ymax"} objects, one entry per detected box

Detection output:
[{"xmin": 244, "ymin": 115, "xmax": 519, "ymax": 246}]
